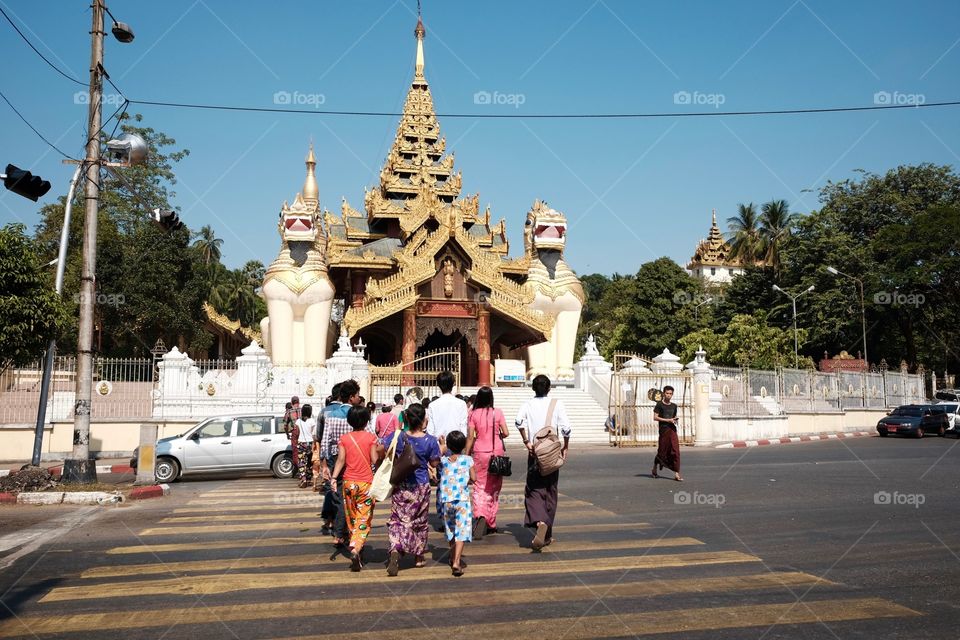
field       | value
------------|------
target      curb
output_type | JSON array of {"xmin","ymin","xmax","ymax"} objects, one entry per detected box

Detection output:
[
  {"xmin": 127, "ymin": 484, "xmax": 170, "ymax": 500},
  {"xmin": 0, "ymin": 464, "xmax": 134, "ymax": 478},
  {"xmin": 715, "ymin": 431, "xmax": 875, "ymax": 448}
]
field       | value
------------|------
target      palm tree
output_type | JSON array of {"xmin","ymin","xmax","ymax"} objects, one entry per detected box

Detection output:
[
  {"xmin": 759, "ymin": 199, "xmax": 797, "ymax": 274},
  {"xmin": 222, "ymin": 269, "xmax": 259, "ymax": 326},
  {"xmin": 192, "ymin": 225, "xmax": 223, "ymax": 266},
  {"xmin": 726, "ymin": 203, "xmax": 763, "ymax": 263}
]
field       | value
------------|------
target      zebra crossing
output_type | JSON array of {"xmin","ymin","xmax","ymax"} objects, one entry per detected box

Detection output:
[{"xmin": 0, "ymin": 478, "xmax": 921, "ymax": 639}]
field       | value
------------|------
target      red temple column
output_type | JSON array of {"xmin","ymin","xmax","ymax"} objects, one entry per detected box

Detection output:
[
  {"xmin": 477, "ymin": 309, "xmax": 491, "ymax": 387},
  {"xmin": 402, "ymin": 307, "xmax": 416, "ymax": 386},
  {"xmin": 351, "ymin": 271, "xmax": 366, "ymax": 309}
]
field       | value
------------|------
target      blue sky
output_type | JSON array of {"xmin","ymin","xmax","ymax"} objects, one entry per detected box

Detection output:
[{"xmin": 1, "ymin": 1, "xmax": 958, "ymax": 276}]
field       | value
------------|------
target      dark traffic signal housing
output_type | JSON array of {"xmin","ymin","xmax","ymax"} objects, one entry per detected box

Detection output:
[
  {"xmin": 3, "ymin": 164, "xmax": 51, "ymax": 201},
  {"xmin": 152, "ymin": 208, "xmax": 184, "ymax": 232}
]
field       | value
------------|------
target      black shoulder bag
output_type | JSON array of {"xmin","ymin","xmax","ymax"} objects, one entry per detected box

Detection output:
[{"xmin": 485, "ymin": 409, "xmax": 512, "ymax": 477}]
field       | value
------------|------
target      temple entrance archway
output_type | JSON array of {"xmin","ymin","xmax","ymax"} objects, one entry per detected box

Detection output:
[{"xmin": 417, "ymin": 328, "xmax": 478, "ymax": 387}]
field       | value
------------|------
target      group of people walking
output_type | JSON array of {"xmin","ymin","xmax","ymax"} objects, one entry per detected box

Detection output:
[{"xmin": 282, "ymin": 371, "xmax": 572, "ymax": 577}]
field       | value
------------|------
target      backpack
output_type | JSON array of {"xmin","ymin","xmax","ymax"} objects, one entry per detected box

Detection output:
[{"xmin": 532, "ymin": 399, "xmax": 564, "ymax": 476}]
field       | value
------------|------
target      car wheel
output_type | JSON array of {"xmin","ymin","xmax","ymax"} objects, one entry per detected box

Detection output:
[
  {"xmin": 272, "ymin": 454, "xmax": 294, "ymax": 479},
  {"xmin": 155, "ymin": 457, "xmax": 181, "ymax": 483},
  {"xmin": 878, "ymin": 430, "xmax": 888, "ymax": 437}
]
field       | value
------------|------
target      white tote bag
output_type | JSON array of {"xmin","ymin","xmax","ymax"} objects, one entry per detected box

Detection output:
[{"xmin": 369, "ymin": 431, "xmax": 399, "ymax": 502}]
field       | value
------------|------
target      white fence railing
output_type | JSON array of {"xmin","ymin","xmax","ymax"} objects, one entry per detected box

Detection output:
[
  {"xmin": 714, "ymin": 366, "xmax": 926, "ymax": 417},
  {"xmin": 0, "ymin": 357, "xmax": 157, "ymax": 424}
]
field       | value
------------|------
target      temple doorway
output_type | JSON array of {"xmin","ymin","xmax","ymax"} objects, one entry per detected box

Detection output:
[{"xmin": 417, "ymin": 328, "xmax": 478, "ymax": 387}]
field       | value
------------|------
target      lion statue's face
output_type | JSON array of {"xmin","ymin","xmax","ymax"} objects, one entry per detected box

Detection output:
[
  {"xmin": 278, "ymin": 201, "xmax": 321, "ymax": 245},
  {"xmin": 526, "ymin": 202, "xmax": 568, "ymax": 253}
]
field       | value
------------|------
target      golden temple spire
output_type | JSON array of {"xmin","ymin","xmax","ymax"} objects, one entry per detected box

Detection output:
[
  {"xmin": 414, "ymin": 16, "xmax": 426, "ymax": 79},
  {"xmin": 368, "ymin": 15, "xmax": 461, "ymax": 212},
  {"xmin": 302, "ymin": 142, "xmax": 319, "ymax": 208}
]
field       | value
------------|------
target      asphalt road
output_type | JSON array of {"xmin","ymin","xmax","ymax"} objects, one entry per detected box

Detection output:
[{"xmin": 0, "ymin": 435, "xmax": 957, "ymax": 639}]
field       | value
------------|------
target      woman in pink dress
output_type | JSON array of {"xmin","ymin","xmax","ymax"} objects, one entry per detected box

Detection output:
[{"xmin": 465, "ymin": 386, "xmax": 509, "ymax": 539}]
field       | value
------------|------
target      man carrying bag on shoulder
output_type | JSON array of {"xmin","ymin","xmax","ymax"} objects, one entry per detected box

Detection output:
[{"xmin": 516, "ymin": 375, "xmax": 571, "ymax": 551}]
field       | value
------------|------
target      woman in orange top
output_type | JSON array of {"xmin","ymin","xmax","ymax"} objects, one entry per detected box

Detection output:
[{"xmin": 330, "ymin": 405, "xmax": 383, "ymax": 571}]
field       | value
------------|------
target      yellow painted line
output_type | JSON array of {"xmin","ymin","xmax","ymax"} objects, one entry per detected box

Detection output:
[
  {"xmin": 139, "ymin": 509, "xmax": 617, "ymax": 536},
  {"xmin": 41, "ymin": 551, "xmax": 759, "ymax": 601},
  {"xmin": 0, "ymin": 572, "xmax": 841, "ymax": 637},
  {"xmin": 161, "ymin": 512, "xmax": 325, "ymax": 524},
  {"xmin": 107, "ymin": 537, "xmax": 310, "ymax": 554},
  {"xmin": 164, "ymin": 501, "xmax": 593, "ymax": 522},
  {"xmin": 174, "ymin": 504, "xmax": 327, "ymax": 514},
  {"xmin": 85, "ymin": 537, "xmax": 707, "ymax": 578},
  {"xmin": 278, "ymin": 598, "xmax": 922, "ymax": 640}
]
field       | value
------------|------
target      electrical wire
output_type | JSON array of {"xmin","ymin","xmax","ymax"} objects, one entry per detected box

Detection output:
[
  {"xmin": 125, "ymin": 98, "xmax": 960, "ymax": 119},
  {"xmin": 0, "ymin": 5, "xmax": 86, "ymax": 86},
  {"xmin": 0, "ymin": 88, "xmax": 76, "ymax": 160}
]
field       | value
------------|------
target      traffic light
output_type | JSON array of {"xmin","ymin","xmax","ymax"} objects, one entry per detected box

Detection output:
[
  {"xmin": 151, "ymin": 208, "xmax": 184, "ymax": 232},
  {"xmin": 3, "ymin": 164, "xmax": 51, "ymax": 201}
]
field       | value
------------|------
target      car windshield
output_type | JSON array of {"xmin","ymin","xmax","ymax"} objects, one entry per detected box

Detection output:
[
  {"xmin": 939, "ymin": 404, "xmax": 958, "ymax": 413},
  {"xmin": 892, "ymin": 407, "xmax": 922, "ymax": 416}
]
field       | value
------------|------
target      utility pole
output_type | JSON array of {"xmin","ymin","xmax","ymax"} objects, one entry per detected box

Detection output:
[
  {"xmin": 772, "ymin": 284, "xmax": 815, "ymax": 369},
  {"xmin": 62, "ymin": 0, "xmax": 105, "ymax": 483}
]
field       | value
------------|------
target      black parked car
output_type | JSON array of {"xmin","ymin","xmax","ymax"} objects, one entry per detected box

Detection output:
[{"xmin": 877, "ymin": 405, "xmax": 949, "ymax": 438}]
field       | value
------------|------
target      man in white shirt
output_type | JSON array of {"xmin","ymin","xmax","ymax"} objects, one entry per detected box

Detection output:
[
  {"xmin": 426, "ymin": 371, "xmax": 468, "ymax": 447},
  {"xmin": 516, "ymin": 375, "xmax": 571, "ymax": 550},
  {"xmin": 426, "ymin": 370, "xmax": 467, "ymax": 528}
]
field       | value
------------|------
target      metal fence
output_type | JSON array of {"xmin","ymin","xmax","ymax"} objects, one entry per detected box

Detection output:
[
  {"xmin": 715, "ymin": 366, "xmax": 926, "ymax": 417},
  {"xmin": 0, "ymin": 357, "xmax": 156, "ymax": 424},
  {"xmin": 607, "ymin": 370, "xmax": 694, "ymax": 446}
]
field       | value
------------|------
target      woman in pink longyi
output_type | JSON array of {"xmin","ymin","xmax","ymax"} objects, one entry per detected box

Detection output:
[{"xmin": 465, "ymin": 386, "xmax": 509, "ymax": 538}]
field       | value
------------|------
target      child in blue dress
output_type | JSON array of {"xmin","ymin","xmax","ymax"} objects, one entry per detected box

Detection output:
[{"xmin": 439, "ymin": 430, "xmax": 475, "ymax": 576}]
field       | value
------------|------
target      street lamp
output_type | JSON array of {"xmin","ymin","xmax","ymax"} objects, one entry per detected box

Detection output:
[
  {"xmin": 825, "ymin": 266, "xmax": 868, "ymax": 370},
  {"xmin": 772, "ymin": 284, "xmax": 815, "ymax": 368},
  {"xmin": 694, "ymin": 297, "xmax": 713, "ymax": 324},
  {"xmin": 61, "ymin": 0, "xmax": 137, "ymax": 484}
]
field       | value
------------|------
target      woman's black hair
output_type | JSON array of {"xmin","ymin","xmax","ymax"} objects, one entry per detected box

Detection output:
[
  {"xmin": 301, "ymin": 404, "xmax": 313, "ymax": 419},
  {"xmin": 404, "ymin": 403, "xmax": 426, "ymax": 431},
  {"xmin": 285, "ymin": 402, "xmax": 293, "ymax": 410},
  {"xmin": 446, "ymin": 430, "xmax": 467, "ymax": 454},
  {"xmin": 473, "ymin": 386, "xmax": 494, "ymax": 410},
  {"xmin": 347, "ymin": 405, "xmax": 371, "ymax": 430}
]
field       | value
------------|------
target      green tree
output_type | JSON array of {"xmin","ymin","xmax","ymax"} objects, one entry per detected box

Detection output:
[
  {"xmin": 759, "ymin": 198, "xmax": 797, "ymax": 275},
  {"xmin": 192, "ymin": 225, "xmax": 223, "ymax": 266},
  {"xmin": 726, "ymin": 202, "xmax": 762, "ymax": 263},
  {"xmin": 31, "ymin": 114, "xmax": 215, "ymax": 357},
  {"xmin": 603, "ymin": 258, "xmax": 702, "ymax": 358},
  {"xmin": 0, "ymin": 224, "xmax": 69, "ymax": 369}
]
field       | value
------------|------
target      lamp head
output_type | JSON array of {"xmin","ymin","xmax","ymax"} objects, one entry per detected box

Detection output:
[
  {"xmin": 806, "ymin": 285, "xmax": 816, "ymax": 292},
  {"xmin": 111, "ymin": 21, "xmax": 135, "ymax": 43},
  {"xmin": 772, "ymin": 285, "xmax": 783, "ymax": 292},
  {"xmin": 826, "ymin": 266, "xmax": 839, "ymax": 275}
]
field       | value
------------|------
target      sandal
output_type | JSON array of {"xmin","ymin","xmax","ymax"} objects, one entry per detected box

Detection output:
[
  {"xmin": 350, "ymin": 552, "xmax": 362, "ymax": 572},
  {"xmin": 452, "ymin": 566, "xmax": 464, "ymax": 577},
  {"xmin": 674, "ymin": 475, "xmax": 684, "ymax": 482},
  {"xmin": 414, "ymin": 556, "xmax": 426, "ymax": 568},
  {"xmin": 386, "ymin": 551, "xmax": 400, "ymax": 577},
  {"xmin": 651, "ymin": 467, "xmax": 659, "ymax": 478},
  {"xmin": 531, "ymin": 522, "xmax": 548, "ymax": 551}
]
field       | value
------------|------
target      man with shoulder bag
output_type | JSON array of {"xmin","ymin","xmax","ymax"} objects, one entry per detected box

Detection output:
[{"xmin": 516, "ymin": 375, "xmax": 571, "ymax": 551}]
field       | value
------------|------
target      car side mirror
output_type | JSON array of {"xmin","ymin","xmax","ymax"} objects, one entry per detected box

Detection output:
[{"xmin": 189, "ymin": 431, "xmax": 200, "ymax": 441}]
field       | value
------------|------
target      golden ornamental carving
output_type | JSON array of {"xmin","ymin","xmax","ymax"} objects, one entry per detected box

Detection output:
[{"xmin": 343, "ymin": 286, "xmax": 419, "ymax": 336}]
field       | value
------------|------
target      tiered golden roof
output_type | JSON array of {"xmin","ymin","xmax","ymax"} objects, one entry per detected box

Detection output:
[
  {"xmin": 688, "ymin": 209, "xmax": 742, "ymax": 269},
  {"xmin": 334, "ymin": 20, "xmax": 550, "ymax": 342}
]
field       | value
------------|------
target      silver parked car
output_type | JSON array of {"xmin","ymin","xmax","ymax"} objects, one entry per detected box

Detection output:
[{"xmin": 142, "ymin": 414, "xmax": 294, "ymax": 483}]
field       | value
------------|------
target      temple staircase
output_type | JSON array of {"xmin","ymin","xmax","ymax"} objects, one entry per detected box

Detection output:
[{"xmin": 458, "ymin": 385, "xmax": 611, "ymax": 446}]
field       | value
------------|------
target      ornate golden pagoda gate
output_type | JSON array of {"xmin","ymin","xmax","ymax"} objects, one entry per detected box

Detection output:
[{"xmin": 368, "ymin": 348, "xmax": 461, "ymax": 405}]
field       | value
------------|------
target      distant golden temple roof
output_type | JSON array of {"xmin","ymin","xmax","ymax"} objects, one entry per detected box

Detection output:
[{"xmin": 688, "ymin": 209, "xmax": 742, "ymax": 269}]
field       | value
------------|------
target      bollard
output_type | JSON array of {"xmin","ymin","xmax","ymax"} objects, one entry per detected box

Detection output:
[{"xmin": 135, "ymin": 423, "xmax": 158, "ymax": 485}]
